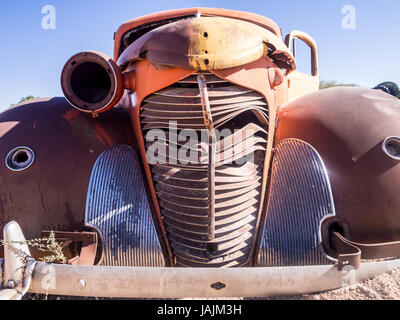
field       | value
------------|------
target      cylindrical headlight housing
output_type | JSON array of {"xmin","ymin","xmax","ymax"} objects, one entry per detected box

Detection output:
[{"xmin": 61, "ymin": 51, "xmax": 124, "ymax": 114}]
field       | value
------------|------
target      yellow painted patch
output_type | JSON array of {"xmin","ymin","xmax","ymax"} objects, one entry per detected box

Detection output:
[{"xmin": 186, "ymin": 17, "xmax": 270, "ymax": 70}]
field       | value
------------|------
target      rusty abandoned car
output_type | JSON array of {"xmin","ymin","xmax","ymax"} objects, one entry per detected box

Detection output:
[{"xmin": 0, "ymin": 7, "xmax": 400, "ymax": 299}]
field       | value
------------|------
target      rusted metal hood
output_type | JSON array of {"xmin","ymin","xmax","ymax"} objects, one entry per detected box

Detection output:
[{"xmin": 117, "ymin": 17, "xmax": 295, "ymax": 72}]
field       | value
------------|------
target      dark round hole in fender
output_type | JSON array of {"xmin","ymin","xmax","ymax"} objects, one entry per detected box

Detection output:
[
  {"xmin": 382, "ymin": 136, "xmax": 400, "ymax": 161},
  {"xmin": 70, "ymin": 62, "xmax": 112, "ymax": 104},
  {"xmin": 5, "ymin": 146, "xmax": 35, "ymax": 171},
  {"xmin": 14, "ymin": 151, "xmax": 29, "ymax": 164}
]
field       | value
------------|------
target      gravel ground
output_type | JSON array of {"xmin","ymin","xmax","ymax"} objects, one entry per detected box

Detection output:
[{"xmin": 266, "ymin": 268, "xmax": 400, "ymax": 300}]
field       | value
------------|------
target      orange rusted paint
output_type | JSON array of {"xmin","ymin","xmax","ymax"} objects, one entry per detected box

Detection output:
[
  {"xmin": 130, "ymin": 60, "xmax": 196, "ymax": 265},
  {"xmin": 5, "ymin": 7, "xmax": 400, "ymax": 273},
  {"xmin": 113, "ymin": 7, "xmax": 282, "ymax": 61},
  {"xmin": 31, "ymin": 9, "xmax": 323, "ymax": 268},
  {"xmin": 129, "ymin": 55, "xmax": 285, "ymax": 265},
  {"xmin": 211, "ymin": 57, "xmax": 279, "ymax": 263},
  {"xmin": 122, "ymin": 68, "xmax": 136, "ymax": 92},
  {"xmin": 116, "ymin": 16, "xmax": 294, "ymax": 73}
]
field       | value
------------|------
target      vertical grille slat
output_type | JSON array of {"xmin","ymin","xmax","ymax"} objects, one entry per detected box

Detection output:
[
  {"xmin": 85, "ymin": 145, "xmax": 165, "ymax": 266},
  {"xmin": 140, "ymin": 73, "xmax": 269, "ymax": 267},
  {"xmin": 258, "ymin": 139, "xmax": 335, "ymax": 266}
]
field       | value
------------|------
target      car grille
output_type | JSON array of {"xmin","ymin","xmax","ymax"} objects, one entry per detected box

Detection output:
[{"xmin": 140, "ymin": 72, "xmax": 269, "ymax": 267}]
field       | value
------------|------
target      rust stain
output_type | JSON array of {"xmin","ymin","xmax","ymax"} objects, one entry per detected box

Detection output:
[
  {"xmin": 61, "ymin": 109, "xmax": 81, "ymax": 125},
  {"xmin": 93, "ymin": 130, "xmax": 106, "ymax": 145},
  {"xmin": 33, "ymin": 121, "xmax": 37, "ymax": 130},
  {"xmin": 94, "ymin": 123, "xmax": 115, "ymax": 146},
  {"xmin": 37, "ymin": 184, "xmax": 48, "ymax": 213}
]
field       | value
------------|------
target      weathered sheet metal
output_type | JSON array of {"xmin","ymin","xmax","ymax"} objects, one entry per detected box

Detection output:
[
  {"xmin": 140, "ymin": 72, "xmax": 269, "ymax": 267},
  {"xmin": 1, "ymin": 222, "xmax": 36, "ymax": 300},
  {"xmin": 0, "ymin": 98, "xmax": 134, "ymax": 260},
  {"xmin": 2, "ymin": 221, "xmax": 400, "ymax": 299},
  {"xmin": 2, "ymin": 5, "xmax": 400, "ymax": 301},
  {"xmin": 117, "ymin": 17, "xmax": 295, "ymax": 72},
  {"xmin": 85, "ymin": 144, "xmax": 165, "ymax": 266},
  {"xmin": 130, "ymin": 56, "xmax": 279, "ymax": 266},
  {"xmin": 275, "ymin": 88, "xmax": 400, "ymax": 253},
  {"xmin": 22, "ymin": 257, "xmax": 400, "ymax": 298},
  {"xmin": 258, "ymin": 138, "xmax": 335, "ymax": 266},
  {"xmin": 61, "ymin": 51, "xmax": 125, "ymax": 114},
  {"xmin": 113, "ymin": 7, "xmax": 283, "ymax": 60}
]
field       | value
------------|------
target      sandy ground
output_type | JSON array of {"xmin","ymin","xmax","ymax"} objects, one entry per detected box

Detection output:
[
  {"xmin": 266, "ymin": 268, "xmax": 400, "ymax": 300},
  {"xmin": 23, "ymin": 267, "xmax": 400, "ymax": 300}
]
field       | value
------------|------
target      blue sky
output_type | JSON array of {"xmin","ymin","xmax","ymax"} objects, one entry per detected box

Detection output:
[{"xmin": 0, "ymin": 0, "xmax": 399, "ymax": 109}]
